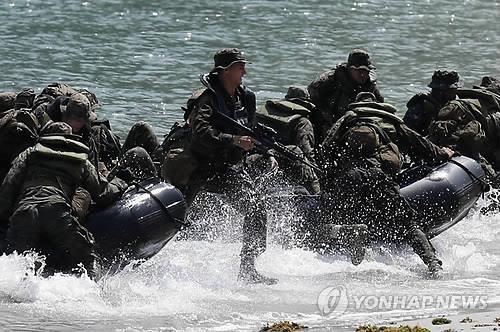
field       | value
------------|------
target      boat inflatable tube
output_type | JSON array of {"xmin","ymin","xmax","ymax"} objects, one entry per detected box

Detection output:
[
  {"xmin": 401, "ymin": 155, "xmax": 486, "ymax": 238},
  {"xmin": 86, "ymin": 178, "xmax": 187, "ymax": 261}
]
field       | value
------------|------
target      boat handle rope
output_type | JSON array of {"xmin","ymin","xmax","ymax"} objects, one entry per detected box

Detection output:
[
  {"xmin": 132, "ymin": 180, "xmax": 190, "ymax": 228},
  {"xmin": 448, "ymin": 158, "xmax": 490, "ymax": 193}
]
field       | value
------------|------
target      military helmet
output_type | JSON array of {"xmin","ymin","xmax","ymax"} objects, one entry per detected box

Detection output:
[
  {"xmin": 347, "ymin": 49, "xmax": 375, "ymax": 71},
  {"xmin": 285, "ymin": 86, "xmax": 311, "ymax": 101},
  {"xmin": 77, "ymin": 88, "xmax": 101, "ymax": 111},
  {"xmin": 428, "ymin": 70, "xmax": 462, "ymax": 89},
  {"xmin": 211, "ymin": 48, "xmax": 248, "ymax": 72},
  {"xmin": 60, "ymin": 92, "xmax": 91, "ymax": 123},
  {"xmin": 476, "ymin": 76, "xmax": 500, "ymax": 95}
]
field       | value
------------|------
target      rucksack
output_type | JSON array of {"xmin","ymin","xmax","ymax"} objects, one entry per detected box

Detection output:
[
  {"xmin": 0, "ymin": 109, "xmax": 40, "ymax": 166},
  {"xmin": 159, "ymin": 122, "xmax": 198, "ymax": 189},
  {"xmin": 324, "ymin": 107, "xmax": 404, "ymax": 175}
]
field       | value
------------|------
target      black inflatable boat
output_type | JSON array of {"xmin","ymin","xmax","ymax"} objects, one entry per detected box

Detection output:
[
  {"xmin": 400, "ymin": 155, "xmax": 486, "ymax": 238},
  {"xmin": 86, "ymin": 178, "xmax": 187, "ymax": 263}
]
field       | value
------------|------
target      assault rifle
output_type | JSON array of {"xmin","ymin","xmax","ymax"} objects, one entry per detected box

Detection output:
[{"xmin": 213, "ymin": 110, "xmax": 322, "ymax": 174}]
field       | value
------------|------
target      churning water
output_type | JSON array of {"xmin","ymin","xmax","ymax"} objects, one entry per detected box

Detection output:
[{"xmin": 1, "ymin": 0, "xmax": 499, "ymax": 331}]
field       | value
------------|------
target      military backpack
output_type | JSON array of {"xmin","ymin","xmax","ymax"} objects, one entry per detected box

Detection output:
[
  {"xmin": 0, "ymin": 109, "xmax": 40, "ymax": 169},
  {"xmin": 325, "ymin": 106, "xmax": 404, "ymax": 175},
  {"xmin": 159, "ymin": 122, "xmax": 198, "ymax": 189}
]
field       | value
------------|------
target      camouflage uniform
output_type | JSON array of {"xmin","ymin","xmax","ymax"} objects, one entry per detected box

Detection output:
[
  {"xmin": 0, "ymin": 109, "xmax": 40, "ymax": 184},
  {"xmin": 319, "ymin": 98, "xmax": 450, "ymax": 274},
  {"xmin": 404, "ymin": 70, "xmax": 461, "ymax": 136},
  {"xmin": 0, "ymin": 92, "xmax": 16, "ymax": 113},
  {"xmin": 0, "ymin": 122, "xmax": 126, "ymax": 277},
  {"xmin": 428, "ymin": 95, "xmax": 500, "ymax": 172},
  {"xmin": 0, "ymin": 88, "xmax": 38, "ymax": 182},
  {"xmin": 14, "ymin": 88, "xmax": 36, "ymax": 110},
  {"xmin": 255, "ymin": 86, "xmax": 320, "ymax": 194},
  {"xmin": 308, "ymin": 49, "xmax": 384, "ymax": 143},
  {"xmin": 178, "ymin": 48, "xmax": 276, "ymax": 284}
]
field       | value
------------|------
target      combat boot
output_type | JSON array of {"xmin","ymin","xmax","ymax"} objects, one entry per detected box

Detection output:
[
  {"xmin": 408, "ymin": 228, "xmax": 443, "ymax": 278},
  {"xmin": 331, "ymin": 224, "xmax": 369, "ymax": 265},
  {"xmin": 238, "ymin": 256, "xmax": 278, "ymax": 285}
]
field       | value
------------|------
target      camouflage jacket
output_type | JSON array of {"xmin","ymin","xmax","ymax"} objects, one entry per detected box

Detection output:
[
  {"xmin": 189, "ymin": 74, "xmax": 257, "ymax": 171},
  {"xmin": 0, "ymin": 136, "xmax": 124, "ymax": 222},
  {"xmin": 428, "ymin": 98, "xmax": 500, "ymax": 169},
  {"xmin": 308, "ymin": 63, "xmax": 384, "ymax": 141}
]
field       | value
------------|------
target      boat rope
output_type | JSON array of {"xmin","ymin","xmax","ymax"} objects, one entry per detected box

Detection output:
[
  {"xmin": 133, "ymin": 179, "xmax": 189, "ymax": 228},
  {"xmin": 448, "ymin": 158, "xmax": 490, "ymax": 193}
]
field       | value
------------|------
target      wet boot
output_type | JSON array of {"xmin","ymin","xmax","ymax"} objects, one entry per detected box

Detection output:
[
  {"xmin": 408, "ymin": 228, "xmax": 443, "ymax": 278},
  {"xmin": 237, "ymin": 256, "xmax": 278, "ymax": 285},
  {"xmin": 330, "ymin": 224, "xmax": 369, "ymax": 265}
]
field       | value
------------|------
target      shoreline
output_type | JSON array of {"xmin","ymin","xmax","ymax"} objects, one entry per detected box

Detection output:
[{"xmin": 347, "ymin": 310, "xmax": 500, "ymax": 332}]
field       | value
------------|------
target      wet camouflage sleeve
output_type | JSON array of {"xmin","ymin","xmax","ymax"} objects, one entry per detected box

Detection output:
[
  {"xmin": 396, "ymin": 123, "xmax": 449, "ymax": 164},
  {"xmin": 0, "ymin": 147, "xmax": 34, "ymax": 220},
  {"xmin": 81, "ymin": 160, "xmax": 126, "ymax": 208}
]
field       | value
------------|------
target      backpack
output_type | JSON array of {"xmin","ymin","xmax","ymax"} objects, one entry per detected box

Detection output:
[
  {"xmin": 159, "ymin": 122, "xmax": 198, "ymax": 189},
  {"xmin": 456, "ymin": 89, "xmax": 500, "ymax": 115},
  {"xmin": 325, "ymin": 107, "xmax": 404, "ymax": 175},
  {"xmin": 0, "ymin": 110, "xmax": 40, "ymax": 167}
]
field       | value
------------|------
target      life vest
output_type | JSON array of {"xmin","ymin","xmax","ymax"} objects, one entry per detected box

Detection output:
[
  {"xmin": 255, "ymin": 100, "xmax": 310, "ymax": 144},
  {"xmin": 22, "ymin": 135, "xmax": 90, "ymax": 200}
]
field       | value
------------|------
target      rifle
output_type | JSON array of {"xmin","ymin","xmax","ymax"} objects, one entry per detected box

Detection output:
[{"xmin": 213, "ymin": 110, "xmax": 322, "ymax": 174}]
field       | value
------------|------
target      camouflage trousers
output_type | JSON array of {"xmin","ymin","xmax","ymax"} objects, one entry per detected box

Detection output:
[
  {"xmin": 5, "ymin": 187, "xmax": 99, "ymax": 277},
  {"xmin": 185, "ymin": 164, "xmax": 267, "ymax": 261},
  {"xmin": 321, "ymin": 167, "xmax": 417, "ymax": 243},
  {"xmin": 320, "ymin": 166, "xmax": 441, "ymax": 267}
]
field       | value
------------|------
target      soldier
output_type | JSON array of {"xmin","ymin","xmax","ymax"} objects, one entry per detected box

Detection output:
[
  {"xmin": 35, "ymin": 88, "xmax": 157, "ymax": 181},
  {"xmin": 428, "ymin": 97, "xmax": 500, "ymax": 172},
  {"xmin": 0, "ymin": 121, "xmax": 127, "ymax": 278},
  {"xmin": 255, "ymin": 86, "xmax": 320, "ymax": 194},
  {"xmin": 166, "ymin": 48, "xmax": 277, "ymax": 284},
  {"xmin": 308, "ymin": 49, "xmax": 384, "ymax": 143},
  {"xmin": 404, "ymin": 70, "xmax": 461, "ymax": 136},
  {"xmin": 319, "ymin": 93, "xmax": 454, "ymax": 276}
]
